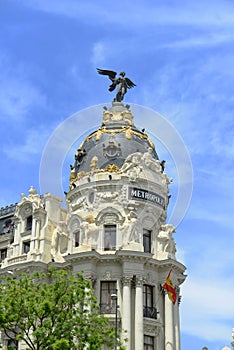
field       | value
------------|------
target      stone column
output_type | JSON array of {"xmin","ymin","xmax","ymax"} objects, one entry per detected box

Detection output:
[
  {"xmin": 33, "ymin": 209, "xmax": 46, "ymax": 260},
  {"xmin": 12, "ymin": 218, "xmax": 21, "ymax": 257},
  {"xmin": 34, "ymin": 219, "xmax": 40, "ymax": 251},
  {"xmin": 135, "ymin": 276, "xmax": 143, "ymax": 350},
  {"xmin": 122, "ymin": 275, "xmax": 132, "ymax": 350},
  {"xmin": 164, "ymin": 294, "xmax": 175, "ymax": 350},
  {"xmin": 174, "ymin": 294, "xmax": 181, "ymax": 350}
]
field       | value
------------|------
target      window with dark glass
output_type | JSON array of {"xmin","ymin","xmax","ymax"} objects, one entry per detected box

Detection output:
[
  {"xmin": 144, "ymin": 335, "xmax": 154, "ymax": 350},
  {"xmin": 3, "ymin": 219, "xmax": 13, "ymax": 234},
  {"xmin": 26, "ymin": 215, "xmax": 32, "ymax": 231},
  {"xmin": 23, "ymin": 241, "xmax": 30, "ymax": 254},
  {"xmin": 7, "ymin": 339, "xmax": 18, "ymax": 349},
  {"xmin": 74, "ymin": 230, "xmax": 80, "ymax": 247},
  {"xmin": 104, "ymin": 225, "xmax": 116, "ymax": 250},
  {"xmin": 100, "ymin": 281, "xmax": 117, "ymax": 314},
  {"xmin": 0, "ymin": 248, "xmax": 7, "ymax": 262},
  {"xmin": 143, "ymin": 285, "xmax": 157, "ymax": 319},
  {"xmin": 143, "ymin": 229, "xmax": 151, "ymax": 253}
]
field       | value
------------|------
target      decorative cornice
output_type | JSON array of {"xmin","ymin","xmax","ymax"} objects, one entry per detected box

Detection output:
[{"xmin": 0, "ymin": 204, "xmax": 17, "ymax": 218}]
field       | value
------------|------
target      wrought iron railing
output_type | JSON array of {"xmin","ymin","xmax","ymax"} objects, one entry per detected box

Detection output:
[
  {"xmin": 143, "ymin": 306, "xmax": 158, "ymax": 319},
  {"xmin": 100, "ymin": 303, "xmax": 116, "ymax": 314}
]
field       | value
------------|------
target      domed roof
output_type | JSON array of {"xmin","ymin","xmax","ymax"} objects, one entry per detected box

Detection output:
[{"xmin": 74, "ymin": 102, "xmax": 158, "ymax": 175}]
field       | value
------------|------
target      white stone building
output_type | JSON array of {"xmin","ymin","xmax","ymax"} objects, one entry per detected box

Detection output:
[{"xmin": 0, "ymin": 102, "xmax": 187, "ymax": 350}]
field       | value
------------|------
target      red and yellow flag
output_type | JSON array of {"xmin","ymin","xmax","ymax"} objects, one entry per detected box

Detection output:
[{"xmin": 162, "ymin": 270, "xmax": 177, "ymax": 304}]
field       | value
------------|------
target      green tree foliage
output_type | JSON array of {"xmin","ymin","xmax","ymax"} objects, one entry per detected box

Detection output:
[{"xmin": 0, "ymin": 268, "xmax": 125, "ymax": 350}]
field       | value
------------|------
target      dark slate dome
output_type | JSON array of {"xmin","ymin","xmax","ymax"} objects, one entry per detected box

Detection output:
[{"xmin": 74, "ymin": 102, "xmax": 158, "ymax": 175}]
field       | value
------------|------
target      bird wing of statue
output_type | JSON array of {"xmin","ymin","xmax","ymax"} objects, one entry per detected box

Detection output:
[
  {"xmin": 125, "ymin": 77, "xmax": 136, "ymax": 89},
  {"xmin": 97, "ymin": 68, "xmax": 118, "ymax": 91},
  {"xmin": 96, "ymin": 68, "xmax": 117, "ymax": 81}
]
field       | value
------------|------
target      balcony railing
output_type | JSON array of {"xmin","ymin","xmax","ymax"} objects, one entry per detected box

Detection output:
[
  {"xmin": 143, "ymin": 306, "xmax": 158, "ymax": 319},
  {"xmin": 7, "ymin": 255, "xmax": 27, "ymax": 264},
  {"xmin": 100, "ymin": 303, "xmax": 115, "ymax": 314}
]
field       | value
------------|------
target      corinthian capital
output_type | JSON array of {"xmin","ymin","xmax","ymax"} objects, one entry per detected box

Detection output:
[
  {"xmin": 121, "ymin": 275, "xmax": 132, "ymax": 286},
  {"xmin": 135, "ymin": 276, "xmax": 143, "ymax": 287}
]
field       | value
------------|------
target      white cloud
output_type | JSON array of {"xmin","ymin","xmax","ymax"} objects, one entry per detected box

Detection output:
[
  {"xmin": 91, "ymin": 42, "xmax": 107, "ymax": 67},
  {"xmin": 19, "ymin": 0, "xmax": 234, "ymax": 27},
  {"xmin": 178, "ymin": 224, "xmax": 234, "ymax": 342},
  {"xmin": 0, "ymin": 55, "xmax": 47, "ymax": 123},
  {"xmin": 187, "ymin": 207, "xmax": 234, "ymax": 228},
  {"xmin": 0, "ymin": 79, "xmax": 47, "ymax": 122},
  {"xmin": 210, "ymin": 127, "xmax": 234, "ymax": 159},
  {"xmin": 162, "ymin": 32, "xmax": 234, "ymax": 49},
  {"xmin": 3, "ymin": 127, "xmax": 52, "ymax": 163},
  {"xmin": 181, "ymin": 278, "xmax": 234, "ymax": 341}
]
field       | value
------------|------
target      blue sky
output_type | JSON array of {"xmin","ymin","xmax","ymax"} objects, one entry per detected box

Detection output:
[{"xmin": 1, "ymin": 1, "xmax": 234, "ymax": 349}]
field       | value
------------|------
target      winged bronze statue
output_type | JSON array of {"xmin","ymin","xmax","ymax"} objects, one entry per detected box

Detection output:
[{"xmin": 97, "ymin": 68, "xmax": 136, "ymax": 102}]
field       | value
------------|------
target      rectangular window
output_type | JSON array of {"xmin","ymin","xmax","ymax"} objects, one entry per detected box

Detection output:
[
  {"xmin": 143, "ymin": 285, "xmax": 157, "ymax": 319},
  {"xmin": 26, "ymin": 216, "xmax": 32, "ymax": 231},
  {"xmin": 0, "ymin": 248, "xmax": 7, "ymax": 262},
  {"xmin": 104, "ymin": 225, "xmax": 116, "ymax": 251},
  {"xmin": 100, "ymin": 281, "xmax": 117, "ymax": 314},
  {"xmin": 143, "ymin": 285, "xmax": 153, "ymax": 308},
  {"xmin": 23, "ymin": 241, "xmax": 30, "ymax": 254},
  {"xmin": 7, "ymin": 339, "xmax": 18, "ymax": 349},
  {"xmin": 144, "ymin": 335, "xmax": 154, "ymax": 350},
  {"xmin": 74, "ymin": 230, "xmax": 80, "ymax": 247},
  {"xmin": 3, "ymin": 220, "xmax": 13, "ymax": 234},
  {"xmin": 143, "ymin": 229, "xmax": 151, "ymax": 253}
]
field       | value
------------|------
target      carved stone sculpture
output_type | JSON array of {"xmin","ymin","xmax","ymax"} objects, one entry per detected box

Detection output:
[
  {"xmin": 51, "ymin": 225, "xmax": 68, "ymax": 260},
  {"xmin": 157, "ymin": 224, "xmax": 176, "ymax": 258}
]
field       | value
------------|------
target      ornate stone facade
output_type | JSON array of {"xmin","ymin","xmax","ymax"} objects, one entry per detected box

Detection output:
[{"xmin": 0, "ymin": 102, "xmax": 187, "ymax": 350}]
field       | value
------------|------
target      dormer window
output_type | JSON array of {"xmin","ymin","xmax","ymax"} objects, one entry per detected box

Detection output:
[{"xmin": 104, "ymin": 224, "xmax": 116, "ymax": 251}]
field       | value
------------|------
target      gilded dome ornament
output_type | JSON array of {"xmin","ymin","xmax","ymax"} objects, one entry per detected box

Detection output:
[{"xmin": 104, "ymin": 164, "xmax": 120, "ymax": 172}]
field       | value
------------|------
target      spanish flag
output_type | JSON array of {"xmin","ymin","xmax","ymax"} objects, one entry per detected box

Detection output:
[{"xmin": 162, "ymin": 270, "xmax": 177, "ymax": 304}]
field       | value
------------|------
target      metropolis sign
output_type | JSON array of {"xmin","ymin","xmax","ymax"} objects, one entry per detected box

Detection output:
[{"xmin": 129, "ymin": 187, "xmax": 165, "ymax": 208}]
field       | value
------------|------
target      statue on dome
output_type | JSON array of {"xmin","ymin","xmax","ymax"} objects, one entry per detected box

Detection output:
[{"xmin": 97, "ymin": 68, "xmax": 136, "ymax": 102}]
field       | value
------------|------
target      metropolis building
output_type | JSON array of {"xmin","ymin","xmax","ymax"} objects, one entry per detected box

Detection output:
[{"xmin": 0, "ymin": 98, "xmax": 187, "ymax": 349}]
